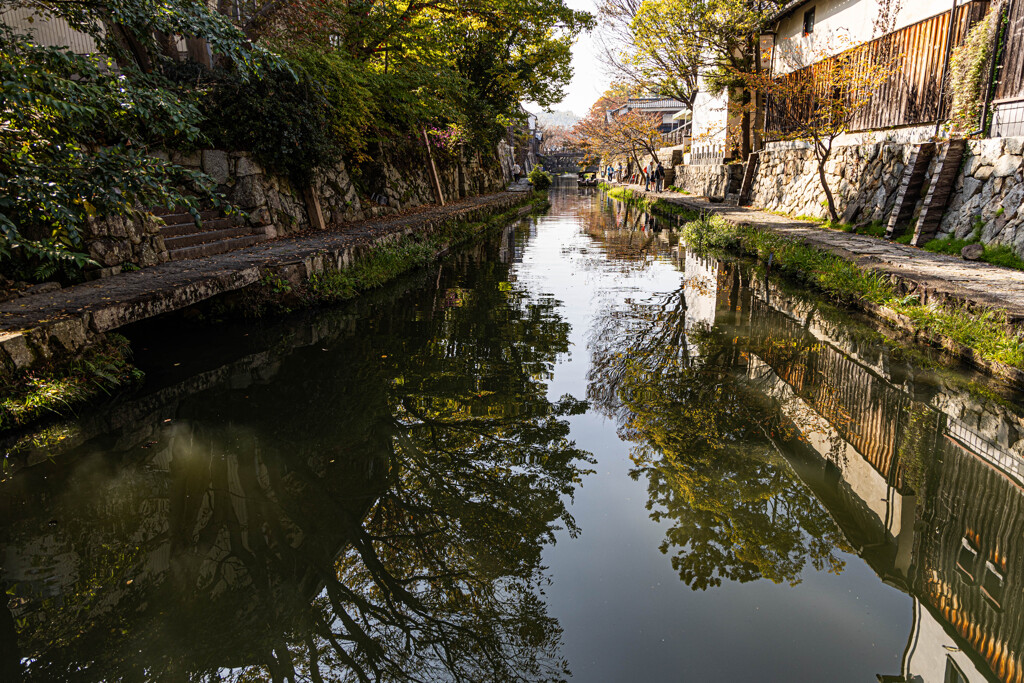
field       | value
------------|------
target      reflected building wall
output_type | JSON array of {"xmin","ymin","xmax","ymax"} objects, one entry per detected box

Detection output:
[{"xmin": 705, "ymin": 257, "xmax": 1024, "ymax": 683}]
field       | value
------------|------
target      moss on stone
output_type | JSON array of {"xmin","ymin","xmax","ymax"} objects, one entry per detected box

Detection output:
[{"xmin": 0, "ymin": 333, "xmax": 143, "ymax": 440}]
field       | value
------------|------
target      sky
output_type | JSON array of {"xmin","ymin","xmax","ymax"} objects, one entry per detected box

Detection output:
[{"xmin": 528, "ymin": 0, "xmax": 610, "ymax": 118}]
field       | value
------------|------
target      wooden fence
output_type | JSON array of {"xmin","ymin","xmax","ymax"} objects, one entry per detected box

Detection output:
[
  {"xmin": 995, "ymin": 0, "xmax": 1024, "ymax": 102},
  {"xmin": 766, "ymin": 1, "xmax": 990, "ymax": 137}
]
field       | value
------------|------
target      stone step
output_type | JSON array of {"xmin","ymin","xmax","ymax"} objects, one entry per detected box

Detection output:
[
  {"xmin": 153, "ymin": 209, "xmax": 221, "ymax": 224},
  {"xmin": 160, "ymin": 217, "xmax": 237, "ymax": 237},
  {"xmin": 912, "ymin": 139, "xmax": 968, "ymax": 247},
  {"xmin": 164, "ymin": 226, "xmax": 259, "ymax": 251},
  {"xmin": 168, "ymin": 233, "xmax": 270, "ymax": 261}
]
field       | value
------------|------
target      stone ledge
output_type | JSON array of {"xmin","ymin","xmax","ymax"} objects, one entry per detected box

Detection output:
[{"xmin": 0, "ymin": 191, "xmax": 531, "ymax": 380}]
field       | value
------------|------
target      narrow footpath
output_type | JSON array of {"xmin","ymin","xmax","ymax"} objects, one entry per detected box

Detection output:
[
  {"xmin": 0, "ymin": 191, "xmax": 531, "ymax": 372},
  {"xmin": 612, "ymin": 183, "xmax": 1024, "ymax": 324}
]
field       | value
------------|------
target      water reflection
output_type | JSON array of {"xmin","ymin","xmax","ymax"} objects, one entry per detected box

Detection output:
[
  {"xmin": 0, "ymin": 227, "xmax": 593, "ymax": 682},
  {"xmin": 4, "ymin": 188, "xmax": 1024, "ymax": 682},
  {"xmin": 586, "ymin": 233, "xmax": 1024, "ymax": 682}
]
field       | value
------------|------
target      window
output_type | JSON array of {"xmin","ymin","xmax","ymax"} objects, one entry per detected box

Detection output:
[
  {"xmin": 803, "ymin": 7, "xmax": 816, "ymax": 35},
  {"xmin": 956, "ymin": 536, "xmax": 978, "ymax": 582},
  {"xmin": 945, "ymin": 657, "xmax": 969, "ymax": 683},
  {"xmin": 982, "ymin": 561, "xmax": 1005, "ymax": 609}
]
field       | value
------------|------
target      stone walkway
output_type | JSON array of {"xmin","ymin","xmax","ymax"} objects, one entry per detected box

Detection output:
[
  {"xmin": 611, "ymin": 183, "xmax": 1024, "ymax": 324},
  {"xmin": 0, "ymin": 191, "xmax": 529, "ymax": 373}
]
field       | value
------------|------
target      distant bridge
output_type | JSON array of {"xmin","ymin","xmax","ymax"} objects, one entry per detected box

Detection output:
[{"xmin": 538, "ymin": 152, "xmax": 597, "ymax": 174}]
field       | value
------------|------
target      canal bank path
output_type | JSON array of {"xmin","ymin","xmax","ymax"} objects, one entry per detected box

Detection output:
[
  {"xmin": 611, "ymin": 182, "xmax": 1024, "ymax": 324},
  {"xmin": 0, "ymin": 190, "xmax": 532, "ymax": 373}
]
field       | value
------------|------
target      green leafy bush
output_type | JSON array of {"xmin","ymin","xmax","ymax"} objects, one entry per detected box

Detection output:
[
  {"xmin": 528, "ymin": 166, "xmax": 554, "ymax": 191},
  {"xmin": 201, "ymin": 52, "xmax": 373, "ymax": 184},
  {"xmin": 947, "ymin": 5, "xmax": 1000, "ymax": 133}
]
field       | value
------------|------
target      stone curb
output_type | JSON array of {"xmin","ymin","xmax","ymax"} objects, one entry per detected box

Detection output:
[{"xmin": 0, "ymin": 192, "xmax": 533, "ymax": 381}]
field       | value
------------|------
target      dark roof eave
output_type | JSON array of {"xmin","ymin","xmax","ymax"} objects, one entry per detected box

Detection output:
[{"xmin": 768, "ymin": 0, "xmax": 811, "ymax": 25}]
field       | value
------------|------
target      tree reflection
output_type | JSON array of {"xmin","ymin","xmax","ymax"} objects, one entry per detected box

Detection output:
[
  {"xmin": 588, "ymin": 282, "xmax": 850, "ymax": 590},
  {"xmin": 1, "ymin": 234, "xmax": 592, "ymax": 682}
]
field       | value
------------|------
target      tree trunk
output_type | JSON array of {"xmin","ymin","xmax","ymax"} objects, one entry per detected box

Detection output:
[
  {"xmin": 107, "ymin": 23, "xmax": 153, "ymax": 72},
  {"xmin": 154, "ymin": 31, "xmax": 180, "ymax": 61},
  {"xmin": 816, "ymin": 149, "xmax": 839, "ymax": 222},
  {"xmin": 752, "ymin": 33, "xmax": 764, "ymax": 152}
]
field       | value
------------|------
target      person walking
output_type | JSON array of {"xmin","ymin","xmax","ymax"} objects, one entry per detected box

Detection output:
[
  {"xmin": 643, "ymin": 161, "xmax": 652, "ymax": 191},
  {"xmin": 655, "ymin": 162, "xmax": 665, "ymax": 193},
  {"xmin": 512, "ymin": 162, "xmax": 522, "ymax": 182}
]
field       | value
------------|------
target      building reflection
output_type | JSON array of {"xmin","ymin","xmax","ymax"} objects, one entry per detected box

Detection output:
[
  {"xmin": 586, "ymin": 225, "xmax": 1024, "ymax": 683},
  {"xmin": 726, "ymin": 260, "xmax": 1024, "ymax": 683}
]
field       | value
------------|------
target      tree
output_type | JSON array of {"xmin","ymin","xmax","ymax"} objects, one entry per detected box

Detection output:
[
  {"xmin": 596, "ymin": 0, "xmax": 784, "ymax": 154},
  {"xmin": 0, "ymin": 0, "xmax": 277, "ymax": 276},
  {"xmin": 738, "ymin": 39, "xmax": 893, "ymax": 222},
  {"xmin": 256, "ymin": 0, "xmax": 594, "ymax": 138},
  {"xmin": 571, "ymin": 88, "xmax": 663, "ymax": 173}
]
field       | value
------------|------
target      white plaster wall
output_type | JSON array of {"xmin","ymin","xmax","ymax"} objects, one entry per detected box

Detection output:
[
  {"xmin": 1, "ymin": 8, "xmax": 99, "ymax": 54},
  {"xmin": 691, "ymin": 89, "xmax": 729, "ymax": 150},
  {"xmin": 903, "ymin": 600, "xmax": 988, "ymax": 682},
  {"xmin": 772, "ymin": 0, "xmax": 958, "ymax": 74}
]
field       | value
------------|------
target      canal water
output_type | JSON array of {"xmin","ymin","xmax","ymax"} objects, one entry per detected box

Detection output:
[{"xmin": 2, "ymin": 180, "xmax": 1023, "ymax": 682}]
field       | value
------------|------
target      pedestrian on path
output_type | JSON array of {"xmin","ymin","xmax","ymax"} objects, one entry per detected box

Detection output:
[
  {"xmin": 655, "ymin": 162, "xmax": 665, "ymax": 192},
  {"xmin": 643, "ymin": 161, "xmax": 652, "ymax": 191},
  {"xmin": 512, "ymin": 162, "xmax": 522, "ymax": 182}
]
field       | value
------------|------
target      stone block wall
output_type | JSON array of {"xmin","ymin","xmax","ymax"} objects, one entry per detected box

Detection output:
[
  {"xmin": 84, "ymin": 211, "xmax": 170, "ymax": 274},
  {"xmin": 670, "ymin": 163, "xmax": 744, "ymax": 198},
  {"xmin": 80, "ymin": 143, "xmax": 507, "ymax": 273},
  {"xmin": 937, "ymin": 138, "xmax": 1024, "ymax": 250},
  {"xmin": 679, "ymin": 135, "xmax": 1024, "ymax": 257},
  {"xmin": 748, "ymin": 141, "xmax": 913, "ymax": 222}
]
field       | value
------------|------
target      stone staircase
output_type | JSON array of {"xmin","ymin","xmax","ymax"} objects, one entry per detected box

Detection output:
[{"xmin": 153, "ymin": 208, "xmax": 270, "ymax": 261}]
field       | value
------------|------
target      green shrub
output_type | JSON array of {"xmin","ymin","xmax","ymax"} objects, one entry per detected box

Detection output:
[
  {"xmin": 681, "ymin": 214, "xmax": 739, "ymax": 251},
  {"xmin": 947, "ymin": 5, "xmax": 1001, "ymax": 134},
  {"xmin": 982, "ymin": 244, "xmax": 1024, "ymax": 270},
  {"xmin": 201, "ymin": 58, "xmax": 364, "ymax": 185},
  {"xmin": 528, "ymin": 166, "xmax": 554, "ymax": 191}
]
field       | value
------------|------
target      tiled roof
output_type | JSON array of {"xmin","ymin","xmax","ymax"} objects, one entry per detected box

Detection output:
[{"xmin": 626, "ymin": 97, "xmax": 686, "ymax": 110}]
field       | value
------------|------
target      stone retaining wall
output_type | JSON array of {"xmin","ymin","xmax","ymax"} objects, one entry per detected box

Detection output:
[
  {"xmin": 85, "ymin": 211, "xmax": 170, "ymax": 271},
  {"xmin": 698, "ymin": 136, "xmax": 1024, "ymax": 256},
  {"xmin": 670, "ymin": 163, "xmax": 744, "ymax": 198},
  {"xmin": 1, "ymin": 191, "xmax": 534, "ymax": 381},
  {"xmin": 82, "ymin": 144, "xmax": 507, "ymax": 273},
  {"xmin": 748, "ymin": 142, "xmax": 911, "ymax": 223}
]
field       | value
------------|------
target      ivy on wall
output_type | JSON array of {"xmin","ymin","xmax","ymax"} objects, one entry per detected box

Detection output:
[{"xmin": 947, "ymin": 4, "xmax": 1002, "ymax": 134}]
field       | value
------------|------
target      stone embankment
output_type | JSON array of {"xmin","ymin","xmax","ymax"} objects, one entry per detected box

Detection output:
[
  {"xmin": 607, "ymin": 184, "xmax": 1024, "ymax": 386},
  {"xmin": 668, "ymin": 136, "xmax": 1024, "ymax": 253},
  {"xmin": 0, "ymin": 191, "xmax": 534, "ymax": 379},
  {"xmin": 83, "ymin": 143, "xmax": 512, "ymax": 277}
]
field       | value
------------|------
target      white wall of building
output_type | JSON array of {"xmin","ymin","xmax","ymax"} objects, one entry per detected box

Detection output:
[
  {"xmin": 772, "ymin": 0, "xmax": 961, "ymax": 74},
  {"xmin": 901, "ymin": 599, "xmax": 989, "ymax": 682},
  {"xmin": 1, "ymin": 7, "xmax": 99, "ymax": 54}
]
